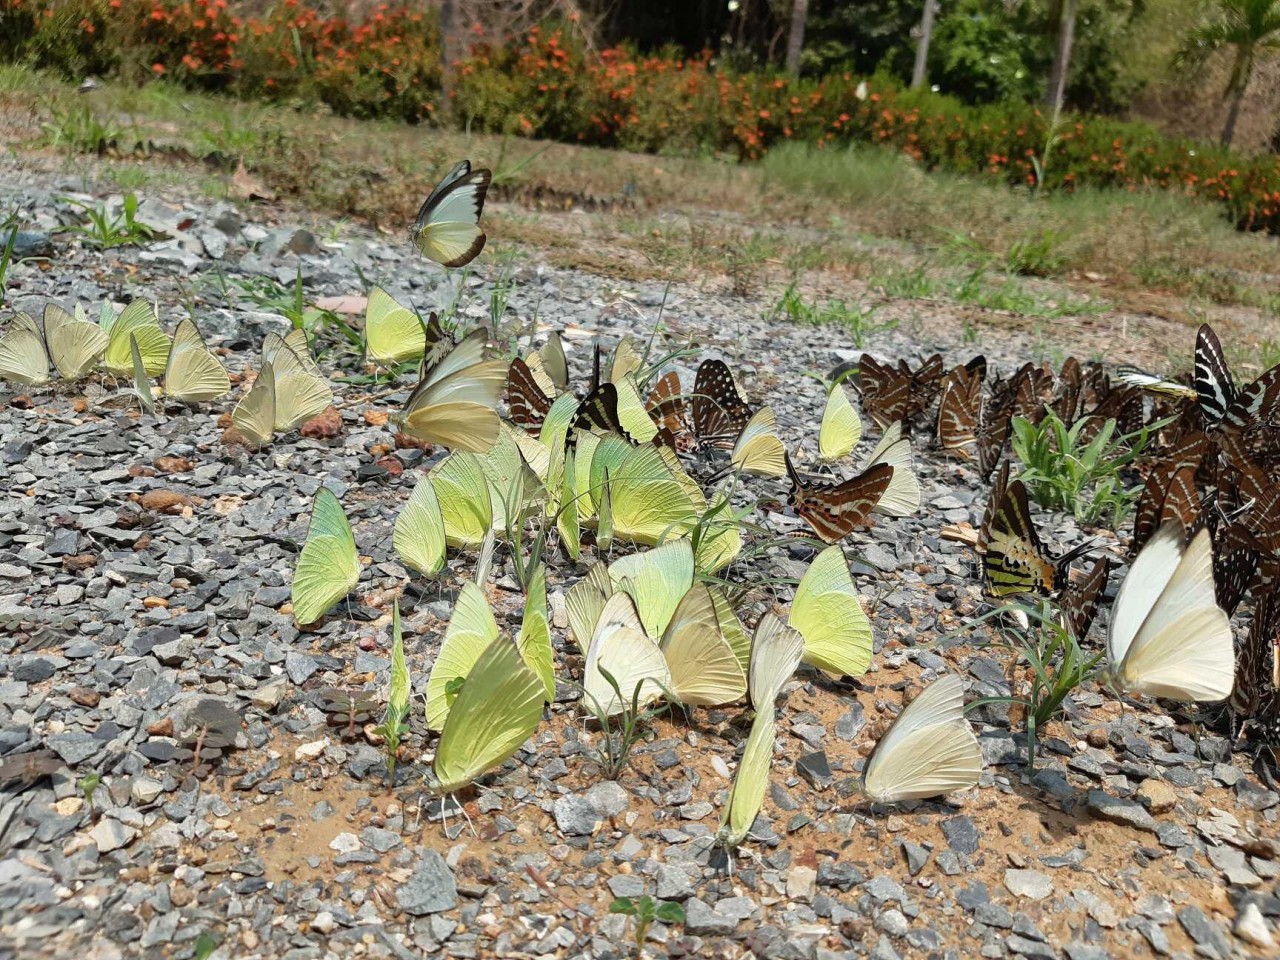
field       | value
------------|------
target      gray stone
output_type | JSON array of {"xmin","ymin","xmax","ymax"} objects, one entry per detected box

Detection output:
[
  {"xmin": 902, "ymin": 841, "xmax": 930, "ymax": 876},
  {"xmin": 1234, "ymin": 902, "xmax": 1275, "ymax": 949},
  {"xmin": 553, "ymin": 782, "xmax": 629, "ymax": 836},
  {"xmin": 875, "ymin": 908, "xmax": 909, "ymax": 938},
  {"xmin": 1004, "ymin": 869, "xmax": 1053, "ymax": 901},
  {"xmin": 655, "ymin": 864, "xmax": 694, "ymax": 901},
  {"xmin": 684, "ymin": 898, "xmax": 738, "ymax": 937},
  {"xmin": 397, "ymin": 851, "xmax": 457, "ymax": 916},
  {"xmin": 607, "ymin": 875, "xmax": 645, "ymax": 899},
  {"xmin": 942, "ymin": 815, "xmax": 980, "ymax": 855},
  {"xmin": 1176, "ymin": 906, "xmax": 1232, "ymax": 959},
  {"xmin": 835, "ymin": 703, "xmax": 865, "ymax": 741},
  {"xmin": 1086, "ymin": 790, "xmax": 1157, "ymax": 834},
  {"xmin": 90, "ymin": 818, "xmax": 136, "ymax": 853}
]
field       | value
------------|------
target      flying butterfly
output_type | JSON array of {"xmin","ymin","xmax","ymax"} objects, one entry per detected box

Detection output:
[
  {"xmin": 785, "ymin": 454, "xmax": 894, "ymax": 544},
  {"xmin": 409, "ymin": 159, "xmax": 492, "ymax": 268},
  {"xmin": 691, "ymin": 358, "xmax": 752, "ymax": 446}
]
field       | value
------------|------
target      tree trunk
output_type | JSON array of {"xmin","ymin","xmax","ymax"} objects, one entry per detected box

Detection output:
[
  {"xmin": 1222, "ymin": 88, "xmax": 1245, "ymax": 147},
  {"xmin": 440, "ymin": 0, "xmax": 458, "ymax": 119},
  {"xmin": 785, "ymin": 0, "xmax": 809, "ymax": 77},
  {"xmin": 1221, "ymin": 46, "xmax": 1254, "ymax": 148},
  {"xmin": 911, "ymin": 0, "xmax": 938, "ymax": 90},
  {"xmin": 1045, "ymin": 0, "xmax": 1077, "ymax": 120}
]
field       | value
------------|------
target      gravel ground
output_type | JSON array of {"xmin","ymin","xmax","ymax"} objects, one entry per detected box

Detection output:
[{"xmin": 1, "ymin": 155, "xmax": 1278, "ymax": 960}]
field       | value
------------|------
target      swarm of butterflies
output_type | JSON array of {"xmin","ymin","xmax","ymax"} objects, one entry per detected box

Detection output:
[{"xmin": 4, "ymin": 158, "xmax": 1278, "ymax": 848}]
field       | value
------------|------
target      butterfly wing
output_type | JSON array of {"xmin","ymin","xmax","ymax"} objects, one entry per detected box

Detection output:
[
  {"xmin": 365, "ymin": 285, "xmax": 427, "ymax": 364},
  {"xmin": 660, "ymin": 585, "xmax": 746, "ymax": 706},
  {"xmin": 866, "ymin": 421, "xmax": 920, "ymax": 516},
  {"xmin": 1116, "ymin": 526, "xmax": 1233, "ymax": 701},
  {"xmin": 1194, "ymin": 323, "xmax": 1237, "ymax": 426},
  {"xmin": 609, "ymin": 539, "xmax": 695, "ymax": 638},
  {"xmin": 271, "ymin": 341, "xmax": 333, "ymax": 432},
  {"xmin": 936, "ymin": 364, "xmax": 980, "ymax": 453},
  {"xmin": 862, "ymin": 674, "xmax": 982, "ymax": 803},
  {"xmin": 129, "ymin": 334, "xmax": 155, "ymax": 413},
  {"xmin": 433, "ymin": 635, "xmax": 544, "ymax": 794},
  {"xmin": 164, "ymin": 318, "xmax": 230, "ymax": 402},
  {"xmin": 692, "ymin": 359, "xmax": 751, "ymax": 444},
  {"xmin": 1061, "ymin": 554, "xmax": 1109, "ymax": 641},
  {"xmin": 539, "ymin": 331, "xmax": 570, "ymax": 392},
  {"xmin": 983, "ymin": 479, "xmax": 1056, "ymax": 598},
  {"xmin": 45, "ymin": 304, "xmax": 108, "ymax": 380},
  {"xmin": 393, "ymin": 475, "xmax": 447, "ymax": 577},
  {"xmin": 516, "ymin": 564, "xmax": 556, "ymax": 700},
  {"xmin": 0, "ymin": 314, "xmax": 51, "ymax": 386},
  {"xmin": 790, "ymin": 546, "xmax": 872, "ymax": 679},
  {"xmin": 411, "ymin": 162, "xmax": 492, "ymax": 268},
  {"xmin": 788, "ymin": 458, "xmax": 894, "ymax": 543},
  {"xmin": 431, "ymin": 452, "xmax": 495, "ymax": 547},
  {"xmin": 731, "ymin": 406, "xmax": 786, "ymax": 478},
  {"xmin": 104, "ymin": 299, "xmax": 169, "ymax": 376},
  {"xmin": 231, "ymin": 363, "xmax": 277, "ymax": 448},
  {"xmin": 291, "ymin": 488, "xmax": 360, "ymax": 625},
  {"xmin": 424, "ymin": 580, "xmax": 502, "ymax": 730},
  {"xmin": 584, "ymin": 592, "xmax": 671, "ymax": 716}
]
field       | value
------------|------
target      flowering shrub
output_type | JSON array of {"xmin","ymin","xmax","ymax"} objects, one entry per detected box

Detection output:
[{"xmin": 5, "ymin": 1, "xmax": 1280, "ymax": 233}]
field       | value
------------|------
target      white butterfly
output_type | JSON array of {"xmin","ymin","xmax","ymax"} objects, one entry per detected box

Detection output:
[
  {"xmin": 1103, "ymin": 522, "xmax": 1233, "ymax": 702},
  {"xmin": 862, "ymin": 674, "xmax": 982, "ymax": 803},
  {"xmin": 410, "ymin": 160, "xmax": 492, "ymax": 268}
]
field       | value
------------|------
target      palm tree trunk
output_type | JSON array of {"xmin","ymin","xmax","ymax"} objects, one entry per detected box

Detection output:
[
  {"xmin": 1222, "ymin": 88, "xmax": 1246, "ymax": 147},
  {"xmin": 440, "ymin": 0, "xmax": 458, "ymax": 119},
  {"xmin": 785, "ymin": 0, "xmax": 810, "ymax": 77},
  {"xmin": 1045, "ymin": 0, "xmax": 1077, "ymax": 120},
  {"xmin": 911, "ymin": 0, "xmax": 938, "ymax": 89},
  {"xmin": 1221, "ymin": 45, "xmax": 1255, "ymax": 148}
]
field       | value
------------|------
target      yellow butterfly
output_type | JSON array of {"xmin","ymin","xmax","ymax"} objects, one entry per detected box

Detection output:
[
  {"xmin": 399, "ymin": 330, "xmax": 506, "ymax": 453},
  {"xmin": 0, "ymin": 313, "xmax": 52, "ymax": 386},
  {"xmin": 44, "ymin": 303, "xmax": 107, "ymax": 380},
  {"xmin": 101, "ymin": 299, "xmax": 170, "ymax": 377},
  {"xmin": 410, "ymin": 160, "xmax": 492, "ymax": 268}
]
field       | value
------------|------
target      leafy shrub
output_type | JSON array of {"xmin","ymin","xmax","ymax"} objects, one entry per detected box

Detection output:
[{"xmin": 6, "ymin": 3, "xmax": 1280, "ymax": 234}]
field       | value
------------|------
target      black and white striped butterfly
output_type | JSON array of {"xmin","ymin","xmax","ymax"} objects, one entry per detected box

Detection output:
[{"xmin": 410, "ymin": 160, "xmax": 492, "ymax": 268}]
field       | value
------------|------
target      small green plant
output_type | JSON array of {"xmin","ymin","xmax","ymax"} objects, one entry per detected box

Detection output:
[
  {"xmin": 1011, "ymin": 410, "xmax": 1161, "ymax": 528},
  {"xmin": 1260, "ymin": 339, "xmax": 1280, "ymax": 371},
  {"xmin": 961, "ymin": 601, "xmax": 1104, "ymax": 770},
  {"xmin": 1004, "ymin": 230, "xmax": 1067, "ymax": 277},
  {"xmin": 609, "ymin": 895, "xmax": 686, "ymax": 953},
  {"xmin": 192, "ymin": 932, "xmax": 219, "ymax": 960},
  {"xmin": 577, "ymin": 668, "xmax": 666, "ymax": 781},
  {"xmin": 772, "ymin": 283, "xmax": 892, "ymax": 348},
  {"xmin": 41, "ymin": 104, "xmax": 125, "ymax": 154},
  {"xmin": 870, "ymin": 264, "xmax": 938, "ymax": 299},
  {"xmin": 0, "ymin": 213, "xmax": 18, "ymax": 310},
  {"xmin": 374, "ymin": 603, "xmax": 412, "ymax": 790},
  {"xmin": 65, "ymin": 194, "xmax": 158, "ymax": 249},
  {"xmin": 79, "ymin": 772, "xmax": 102, "ymax": 820},
  {"xmin": 225, "ymin": 268, "xmax": 362, "ymax": 348}
]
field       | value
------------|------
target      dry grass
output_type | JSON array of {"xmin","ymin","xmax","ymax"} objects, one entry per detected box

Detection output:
[{"xmin": 3, "ymin": 63, "xmax": 1278, "ymax": 365}]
